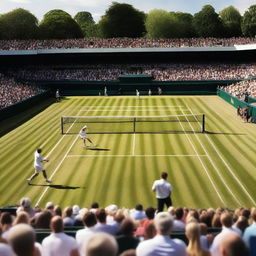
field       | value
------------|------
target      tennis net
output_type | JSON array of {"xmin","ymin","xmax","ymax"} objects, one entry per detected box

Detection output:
[{"xmin": 61, "ymin": 114, "xmax": 205, "ymax": 134}]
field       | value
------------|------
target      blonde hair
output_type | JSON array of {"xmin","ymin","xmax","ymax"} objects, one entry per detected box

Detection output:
[
  {"xmin": 13, "ymin": 211, "xmax": 30, "ymax": 225},
  {"xmin": 186, "ymin": 222, "xmax": 203, "ymax": 256}
]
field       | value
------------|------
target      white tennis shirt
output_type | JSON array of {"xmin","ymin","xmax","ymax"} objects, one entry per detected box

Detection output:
[
  {"xmin": 79, "ymin": 129, "xmax": 87, "ymax": 138},
  {"xmin": 34, "ymin": 151, "xmax": 44, "ymax": 168},
  {"xmin": 152, "ymin": 179, "xmax": 172, "ymax": 199}
]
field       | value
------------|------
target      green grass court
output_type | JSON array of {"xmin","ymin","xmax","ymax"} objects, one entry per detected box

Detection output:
[{"xmin": 1, "ymin": 95, "xmax": 256, "ymax": 209}]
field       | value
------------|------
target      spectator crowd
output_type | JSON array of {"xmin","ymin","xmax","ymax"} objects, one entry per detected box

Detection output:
[
  {"xmin": 219, "ymin": 79, "xmax": 256, "ymax": 100},
  {"xmin": 0, "ymin": 198, "xmax": 254, "ymax": 256},
  {"xmin": 1, "ymin": 63, "xmax": 255, "ymax": 110},
  {"xmin": 5, "ymin": 63, "xmax": 256, "ymax": 81},
  {"xmin": 0, "ymin": 73, "xmax": 45, "ymax": 110},
  {"xmin": 0, "ymin": 37, "xmax": 256, "ymax": 51}
]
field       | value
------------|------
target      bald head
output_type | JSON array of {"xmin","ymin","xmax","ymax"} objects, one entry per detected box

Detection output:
[
  {"xmin": 8, "ymin": 224, "xmax": 35, "ymax": 256},
  {"xmin": 219, "ymin": 232, "xmax": 248, "ymax": 256},
  {"xmin": 50, "ymin": 216, "xmax": 63, "ymax": 233}
]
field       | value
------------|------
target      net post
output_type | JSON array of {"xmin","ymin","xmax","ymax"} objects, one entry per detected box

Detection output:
[
  {"xmin": 133, "ymin": 117, "xmax": 136, "ymax": 133},
  {"xmin": 61, "ymin": 117, "xmax": 64, "ymax": 134},
  {"xmin": 202, "ymin": 114, "xmax": 205, "ymax": 133}
]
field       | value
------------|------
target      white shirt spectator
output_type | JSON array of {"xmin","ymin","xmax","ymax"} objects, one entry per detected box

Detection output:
[
  {"xmin": 0, "ymin": 243, "xmax": 15, "ymax": 256},
  {"xmin": 210, "ymin": 227, "xmax": 238, "ymax": 256},
  {"xmin": 136, "ymin": 234, "xmax": 187, "ymax": 256},
  {"xmin": 94, "ymin": 222, "xmax": 117, "ymax": 235},
  {"xmin": 76, "ymin": 227, "xmax": 95, "ymax": 256},
  {"xmin": 130, "ymin": 210, "xmax": 146, "ymax": 220},
  {"xmin": 42, "ymin": 232, "xmax": 78, "ymax": 256},
  {"xmin": 152, "ymin": 179, "xmax": 172, "ymax": 199}
]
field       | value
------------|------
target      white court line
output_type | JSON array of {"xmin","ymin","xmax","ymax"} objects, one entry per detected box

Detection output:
[
  {"xmin": 35, "ymin": 107, "xmax": 89, "ymax": 205},
  {"xmin": 187, "ymin": 104, "xmax": 256, "ymax": 205},
  {"xmin": 180, "ymin": 106, "xmax": 239, "ymax": 205},
  {"xmin": 81, "ymin": 105, "xmax": 186, "ymax": 108},
  {"xmin": 66, "ymin": 154, "xmax": 207, "ymax": 158},
  {"xmin": 80, "ymin": 109, "xmax": 188, "ymax": 112},
  {"xmin": 176, "ymin": 106, "xmax": 225, "ymax": 204},
  {"xmin": 132, "ymin": 133, "xmax": 136, "ymax": 156}
]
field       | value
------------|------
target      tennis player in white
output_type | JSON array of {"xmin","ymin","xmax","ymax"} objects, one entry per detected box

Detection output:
[
  {"xmin": 79, "ymin": 126, "xmax": 96, "ymax": 147},
  {"xmin": 27, "ymin": 148, "xmax": 52, "ymax": 185},
  {"xmin": 136, "ymin": 89, "xmax": 140, "ymax": 99}
]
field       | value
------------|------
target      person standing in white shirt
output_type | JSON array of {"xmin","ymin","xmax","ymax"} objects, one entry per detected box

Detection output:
[
  {"xmin": 55, "ymin": 89, "xmax": 60, "ymax": 102},
  {"xmin": 136, "ymin": 89, "xmax": 140, "ymax": 99},
  {"xmin": 152, "ymin": 172, "xmax": 172, "ymax": 212},
  {"xmin": 27, "ymin": 148, "xmax": 51, "ymax": 185},
  {"xmin": 42, "ymin": 216, "xmax": 79, "ymax": 256}
]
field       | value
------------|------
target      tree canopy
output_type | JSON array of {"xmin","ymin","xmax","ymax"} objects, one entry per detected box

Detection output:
[
  {"xmin": 0, "ymin": 4, "xmax": 255, "ymax": 39},
  {"xmin": 219, "ymin": 6, "xmax": 242, "ymax": 37},
  {"xmin": 0, "ymin": 8, "xmax": 39, "ymax": 39},
  {"xmin": 171, "ymin": 12, "xmax": 195, "ymax": 38},
  {"xmin": 241, "ymin": 5, "xmax": 256, "ymax": 37},
  {"xmin": 74, "ymin": 12, "xmax": 94, "ymax": 25},
  {"xmin": 39, "ymin": 9, "xmax": 83, "ymax": 39},
  {"xmin": 193, "ymin": 5, "xmax": 224, "ymax": 37},
  {"xmin": 145, "ymin": 9, "xmax": 179, "ymax": 38},
  {"xmin": 74, "ymin": 11, "xmax": 96, "ymax": 37},
  {"xmin": 99, "ymin": 2, "xmax": 146, "ymax": 38}
]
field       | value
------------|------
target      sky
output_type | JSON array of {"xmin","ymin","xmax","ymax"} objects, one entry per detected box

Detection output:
[{"xmin": 0, "ymin": 0, "xmax": 255, "ymax": 22}]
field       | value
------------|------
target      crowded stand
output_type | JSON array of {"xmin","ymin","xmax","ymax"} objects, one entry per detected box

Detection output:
[
  {"xmin": 0, "ymin": 198, "xmax": 253, "ymax": 256},
  {"xmin": 0, "ymin": 73, "xmax": 45, "ymax": 110},
  {"xmin": 0, "ymin": 37, "xmax": 256, "ymax": 51},
  {"xmin": 219, "ymin": 79, "xmax": 256, "ymax": 100},
  {"xmin": 5, "ymin": 63, "xmax": 256, "ymax": 81}
]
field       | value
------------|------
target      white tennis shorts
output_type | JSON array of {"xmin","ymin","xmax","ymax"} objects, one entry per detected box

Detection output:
[{"xmin": 34, "ymin": 166, "xmax": 44, "ymax": 173}]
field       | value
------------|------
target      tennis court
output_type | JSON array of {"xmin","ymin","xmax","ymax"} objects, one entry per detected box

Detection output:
[{"xmin": 1, "ymin": 95, "xmax": 256, "ymax": 209}]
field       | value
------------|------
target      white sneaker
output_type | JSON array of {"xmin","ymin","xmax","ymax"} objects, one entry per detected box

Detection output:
[
  {"xmin": 26, "ymin": 179, "xmax": 31, "ymax": 185},
  {"xmin": 46, "ymin": 179, "xmax": 52, "ymax": 183}
]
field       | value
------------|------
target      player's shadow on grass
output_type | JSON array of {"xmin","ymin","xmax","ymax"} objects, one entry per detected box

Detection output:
[
  {"xmin": 29, "ymin": 184, "xmax": 84, "ymax": 190},
  {"xmin": 87, "ymin": 148, "xmax": 110, "ymax": 151}
]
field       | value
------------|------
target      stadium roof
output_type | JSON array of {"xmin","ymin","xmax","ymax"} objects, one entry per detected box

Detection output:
[{"xmin": 0, "ymin": 44, "xmax": 256, "ymax": 56}]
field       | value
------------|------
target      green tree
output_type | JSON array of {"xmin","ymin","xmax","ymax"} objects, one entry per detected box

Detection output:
[
  {"xmin": 74, "ymin": 11, "xmax": 94, "ymax": 25},
  {"xmin": 241, "ymin": 5, "xmax": 256, "ymax": 37},
  {"xmin": 193, "ymin": 5, "xmax": 224, "ymax": 37},
  {"xmin": 0, "ymin": 8, "xmax": 39, "ymax": 39},
  {"xmin": 99, "ymin": 2, "xmax": 146, "ymax": 38},
  {"xmin": 85, "ymin": 23, "xmax": 103, "ymax": 38},
  {"xmin": 39, "ymin": 9, "xmax": 83, "ymax": 39},
  {"xmin": 219, "ymin": 6, "xmax": 242, "ymax": 37},
  {"xmin": 145, "ymin": 9, "xmax": 179, "ymax": 38},
  {"xmin": 74, "ymin": 11, "xmax": 95, "ymax": 37},
  {"xmin": 171, "ymin": 12, "xmax": 195, "ymax": 37}
]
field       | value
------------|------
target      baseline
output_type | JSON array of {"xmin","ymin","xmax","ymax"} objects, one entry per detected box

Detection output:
[{"xmin": 66, "ymin": 154, "xmax": 207, "ymax": 158}]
